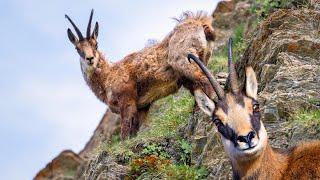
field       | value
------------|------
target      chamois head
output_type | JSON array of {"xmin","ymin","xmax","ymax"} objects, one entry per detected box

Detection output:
[
  {"xmin": 188, "ymin": 38, "xmax": 267, "ymax": 160},
  {"xmin": 66, "ymin": 9, "xmax": 99, "ymax": 68}
]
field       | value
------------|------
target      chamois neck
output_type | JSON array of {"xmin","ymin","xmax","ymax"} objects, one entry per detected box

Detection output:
[
  {"xmin": 231, "ymin": 142, "xmax": 288, "ymax": 179},
  {"xmin": 81, "ymin": 51, "xmax": 111, "ymax": 104}
]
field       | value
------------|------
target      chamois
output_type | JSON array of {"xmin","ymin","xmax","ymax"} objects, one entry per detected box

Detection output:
[
  {"xmin": 65, "ymin": 10, "xmax": 216, "ymax": 139},
  {"xmin": 188, "ymin": 38, "xmax": 320, "ymax": 179}
]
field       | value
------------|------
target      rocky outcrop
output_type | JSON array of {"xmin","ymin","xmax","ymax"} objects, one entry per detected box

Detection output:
[
  {"xmin": 75, "ymin": 151, "xmax": 128, "ymax": 180},
  {"xmin": 236, "ymin": 8, "xmax": 320, "ymax": 121},
  {"xmin": 212, "ymin": 0, "xmax": 255, "ymax": 51},
  {"xmin": 34, "ymin": 150, "xmax": 83, "ymax": 180}
]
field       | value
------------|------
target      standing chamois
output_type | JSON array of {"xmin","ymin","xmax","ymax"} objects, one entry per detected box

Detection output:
[
  {"xmin": 188, "ymin": 38, "xmax": 320, "ymax": 179},
  {"xmin": 65, "ymin": 10, "xmax": 216, "ymax": 139}
]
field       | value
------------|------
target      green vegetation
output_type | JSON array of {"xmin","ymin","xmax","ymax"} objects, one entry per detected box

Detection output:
[
  {"xmin": 208, "ymin": 51, "xmax": 228, "ymax": 74},
  {"xmin": 308, "ymin": 97, "xmax": 320, "ymax": 107},
  {"xmin": 294, "ymin": 109, "xmax": 320, "ymax": 128},
  {"xmin": 99, "ymin": 89, "xmax": 208, "ymax": 179},
  {"xmin": 127, "ymin": 139, "xmax": 206, "ymax": 179},
  {"xmin": 288, "ymin": 108, "xmax": 320, "ymax": 139},
  {"xmin": 208, "ymin": 23, "xmax": 247, "ymax": 73},
  {"xmin": 232, "ymin": 23, "xmax": 247, "ymax": 60},
  {"xmin": 161, "ymin": 164, "xmax": 208, "ymax": 180},
  {"xmin": 104, "ymin": 90, "xmax": 194, "ymax": 155},
  {"xmin": 178, "ymin": 139, "xmax": 192, "ymax": 165},
  {"xmin": 250, "ymin": 0, "xmax": 311, "ymax": 21}
]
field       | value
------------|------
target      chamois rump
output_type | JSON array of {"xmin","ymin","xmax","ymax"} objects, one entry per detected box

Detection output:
[
  {"xmin": 188, "ymin": 38, "xmax": 320, "ymax": 179},
  {"xmin": 65, "ymin": 10, "xmax": 216, "ymax": 139}
]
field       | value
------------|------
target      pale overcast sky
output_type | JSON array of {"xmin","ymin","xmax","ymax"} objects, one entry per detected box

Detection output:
[{"xmin": 0, "ymin": 0, "xmax": 219, "ymax": 179}]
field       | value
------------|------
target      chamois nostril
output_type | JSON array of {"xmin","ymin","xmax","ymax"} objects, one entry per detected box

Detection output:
[
  {"xmin": 248, "ymin": 131, "xmax": 256, "ymax": 141},
  {"xmin": 237, "ymin": 131, "xmax": 256, "ymax": 144},
  {"xmin": 86, "ymin": 57, "xmax": 94, "ymax": 61},
  {"xmin": 237, "ymin": 136, "xmax": 248, "ymax": 143}
]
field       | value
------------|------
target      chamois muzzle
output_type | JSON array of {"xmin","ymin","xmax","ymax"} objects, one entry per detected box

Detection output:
[{"xmin": 237, "ymin": 131, "xmax": 256, "ymax": 149}]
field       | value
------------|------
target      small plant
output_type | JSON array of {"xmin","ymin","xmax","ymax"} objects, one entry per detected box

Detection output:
[
  {"xmin": 163, "ymin": 164, "xmax": 208, "ymax": 180},
  {"xmin": 129, "ymin": 155, "xmax": 172, "ymax": 179},
  {"xmin": 295, "ymin": 109, "xmax": 320, "ymax": 124},
  {"xmin": 141, "ymin": 143, "xmax": 171, "ymax": 159},
  {"xmin": 250, "ymin": 0, "xmax": 311, "ymax": 21},
  {"xmin": 178, "ymin": 139, "xmax": 192, "ymax": 165}
]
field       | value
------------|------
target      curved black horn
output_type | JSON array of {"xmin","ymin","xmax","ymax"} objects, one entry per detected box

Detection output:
[
  {"xmin": 228, "ymin": 38, "xmax": 240, "ymax": 94},
  {"xmin": 65, "ymin": 14, "xmax": 84, "ymax": 40},
  {"xmin": 188, "ymin": 54, "xmax": 225, "ymax": 99},
  {"xmin": 87, "ymin": 9, "xmax": 94, "ymax": 38}
]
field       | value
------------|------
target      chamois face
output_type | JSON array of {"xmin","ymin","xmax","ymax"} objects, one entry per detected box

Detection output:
[
  {"xmin": 65, "ymin": 10, "xmax": 100, "ymax": 69},
  {"xmin": 194, "ymin": 67, "xmax": 268, "ymax": 160},
  {"xmin": 74, "ymin": 38, "xmax": 99, "ymax": 68}
]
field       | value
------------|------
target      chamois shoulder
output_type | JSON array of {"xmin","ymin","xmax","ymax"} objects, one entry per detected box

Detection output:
[{"xmin": 284, "ymin": 141, "xmax": 320, "ymax": 179}]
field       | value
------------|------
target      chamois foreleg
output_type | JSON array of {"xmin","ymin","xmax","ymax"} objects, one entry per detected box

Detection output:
[{"xmin": 119, "ymin": 99, "xmax": 139, "ymax": 140}]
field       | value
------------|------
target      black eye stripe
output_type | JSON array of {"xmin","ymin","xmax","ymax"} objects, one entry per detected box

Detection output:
[
  {"xmin": 211, "ymin": 117, "xmax": 238, "ymax": 146},
  {"xmin": 250, "ymin": 112, "xmax": 261, "ymax": 133}
]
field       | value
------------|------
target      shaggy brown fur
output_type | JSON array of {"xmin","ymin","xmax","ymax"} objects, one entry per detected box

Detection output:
[
  {"xmin": 66, "ymin": 10, "xmax": 216, "ymax": 139},
  {"xmin": 190, "ymin": 38, "xmax": 320, "ymax": 179}
]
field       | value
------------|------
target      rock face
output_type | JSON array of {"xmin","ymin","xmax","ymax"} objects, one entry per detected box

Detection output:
[
  {"xmin": 34, "ymin": 150, "xmax": 83, "ymax": 180},
  {"xmin": 75, "ymin": 151, "xmax": 128, "ymax": 180},
  {"xmin": 212, "ymin": 0, "xmax": 255, "ymax": 50},
  {"xmin": 236, "ymin": 9, "xmax": 320, "ymax": 120}
]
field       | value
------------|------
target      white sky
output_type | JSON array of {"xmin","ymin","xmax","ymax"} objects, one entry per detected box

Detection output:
[{"xmin": 0, "ymin": 0, "xmax": 219, "ymax": 179}]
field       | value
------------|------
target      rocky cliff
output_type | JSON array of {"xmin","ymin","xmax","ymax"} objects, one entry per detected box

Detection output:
[{"xmin": 35, "ymin": 0, "xmax": 320, "ymax": 179}]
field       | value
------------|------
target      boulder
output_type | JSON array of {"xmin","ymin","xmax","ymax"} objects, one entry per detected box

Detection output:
[{"xmin": 34, "ymin": 150, "xmax": 83, "ymax": 180}]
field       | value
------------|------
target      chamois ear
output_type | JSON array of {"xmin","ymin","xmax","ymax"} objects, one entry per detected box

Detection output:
[
  {"xmin": 92, "ymin": 22, "xmax": 99, "ymax": 39},
  {"xmin": 194, "ymin": 89, "xmax": 215, "ymax": 116},
  {"xmin": 67, "ymin": 28, "xmax": 78, "ymax": 45},
  {"xmin": 245, "ymin": 67, "xmax": 258, "ymax": 100}
]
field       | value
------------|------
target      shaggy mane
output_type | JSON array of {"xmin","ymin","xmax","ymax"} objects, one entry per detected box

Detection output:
[{"xmin": 173, "ymin": 11, "xmax": 212, "ymax": 25}]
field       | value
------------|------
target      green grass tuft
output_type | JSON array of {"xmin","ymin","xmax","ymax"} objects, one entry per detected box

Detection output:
[
  {"xmin": 162, "ymin": 164, "xmax": 208, "ymax": 180},
  {"xmin": 295, "ymin": 109, "xmax": 320, "ymax": 123},
  {"xmin": 293, "ymin": 109, "xmax": 320, "ymax": 130},
  {"xmin": 103, "ymin": 90, "xmax": 194, "ymax": 157}
]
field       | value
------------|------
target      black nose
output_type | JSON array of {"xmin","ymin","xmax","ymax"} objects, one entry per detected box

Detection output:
[
  {"xmin": 86, "ymin": 57, "xmax": 94, "ymax": 64},
  {"xmin": 86, "ymin": 57, "xmax": 94, "ymax": 61},
  {"xmin": 237, "ymin": 131, "xmax": 256, "ymax": 144}
]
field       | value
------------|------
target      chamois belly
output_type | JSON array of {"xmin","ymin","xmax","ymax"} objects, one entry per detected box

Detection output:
[{"xmin": 137, "ymin": 79, "xmax": 180, "ymax": 108}]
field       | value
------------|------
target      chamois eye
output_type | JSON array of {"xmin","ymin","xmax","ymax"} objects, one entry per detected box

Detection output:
[{"xmin": 253, "ymin": 103, "xmax": 260, "ymax": 112}]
